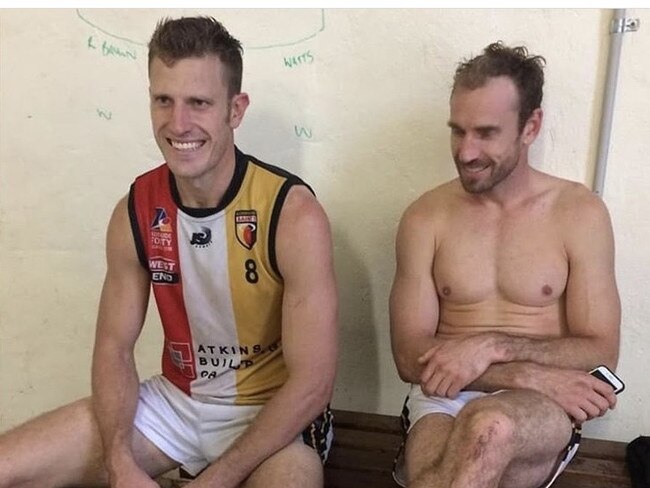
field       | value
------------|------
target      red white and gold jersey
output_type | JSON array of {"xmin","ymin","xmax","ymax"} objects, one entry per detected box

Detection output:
[{"xmin": 129, "ymin": 148, "xmax": 310, "ymax": 405}]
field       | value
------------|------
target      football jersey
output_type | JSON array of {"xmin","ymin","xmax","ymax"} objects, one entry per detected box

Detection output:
[{"xmin": 128, "ymin": 148, "xmax": 310, "ymax": 405}]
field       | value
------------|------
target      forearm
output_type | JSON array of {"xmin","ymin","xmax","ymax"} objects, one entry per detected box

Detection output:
[
  {"xmin": 415, "ymin": 330, "xmax": 616, "ymax": 398},
  {"xmin": 490, "ymin": 332, "xmax": 617, "ymax": 371},
  {"xmin": 463, "ymin": 332, "xmax": 616, "ymax": 393},
  {"xmin": 466, "ymin": 361, "xmax": 546, "ymax": 392},
  {"xmin": 91, "ymin": 342, "xmax": 141, "ymax": 473},
  {"xmin": 191, "ymin": 375, "xmax": 331, "ymax": 488}
]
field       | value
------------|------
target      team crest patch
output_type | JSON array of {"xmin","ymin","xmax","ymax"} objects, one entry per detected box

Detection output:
[{"xmin": 235, "ymin": 210, "xmax": 257, "ymax": 250}]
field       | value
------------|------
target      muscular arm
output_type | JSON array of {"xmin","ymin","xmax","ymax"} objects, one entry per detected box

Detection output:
[
  {"xmin": 390, "ymin": 198, "xmax": 442, "ymax": 383},
  {"xmin": 91, "ymin": 197, "xmax": 153, "ymax": 485},
  {"xmin": 190, "ymin": 186, "xmax": 338, "ymax": 488}
]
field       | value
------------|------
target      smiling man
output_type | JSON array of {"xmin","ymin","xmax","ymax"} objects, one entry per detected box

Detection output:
[
  {"xmin": 0, "ymin": 17, "xmax": 337, "ymax": 488},
  {"xmin": 390, "ymin": 43, "xmax": 621, "ymax": 488}
]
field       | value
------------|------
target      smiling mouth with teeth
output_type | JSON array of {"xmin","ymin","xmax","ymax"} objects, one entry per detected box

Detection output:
[
  {"xmin": 463, "ymin": 163, "xmax": 490, "ymax": 174},
  {"xmin": 169, "ymin": 139, "xmax": 205, "ymax": 151}
]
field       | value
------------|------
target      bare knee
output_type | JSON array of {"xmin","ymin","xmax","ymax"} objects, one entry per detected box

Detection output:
[{"xmin": 458, "ymin": 403, "xmax": 518, "ymax": 455}]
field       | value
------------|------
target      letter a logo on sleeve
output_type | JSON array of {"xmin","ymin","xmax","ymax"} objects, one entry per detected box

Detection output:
[
  {"xmin": 151, "ymin": 207, "xmax": 172, "ymax": 232},
  {"xmin": 235, "ymin": 210, "xmax": 257, "ymax": 250}
]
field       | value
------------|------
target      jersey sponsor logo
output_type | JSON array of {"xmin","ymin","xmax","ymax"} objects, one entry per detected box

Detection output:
[
  {"xmin": 149, "ymin": 256, "xmax": 179, "ymax": 284},
  {"xmin": 150, "ymin": 207, "xmax": 172, "ymax": 232},
  {"xmin": 196, "ymin": 340, "xmax": 281, "ymax": 376},
  {"xmin": 150, "ymin": 207, "xmax": 173, "ymax": 251},
  {"xmin": 167, "ymin": 341, "xmax": 196, "ymax": 379},
  {"xmin": 235, "ymin": 210, "xmax": 257, "ymax": 250},
  {"xmin": 190, "ymin": 226, "xmax": 212, "ymax": 248}
]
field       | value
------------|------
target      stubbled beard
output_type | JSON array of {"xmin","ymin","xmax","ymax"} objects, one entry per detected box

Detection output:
[{"xmin": 455, "ymin": 157, "xmax": 519, "ymax": 194}]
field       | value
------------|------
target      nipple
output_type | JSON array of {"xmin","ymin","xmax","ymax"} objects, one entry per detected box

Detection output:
[
  {"xmin": 542, "ymin": 285, "xmax": 553, "ymax": 296},
  {"xmin": 442, "ymin": 286, "xmax": 451, "ymax": 296}
]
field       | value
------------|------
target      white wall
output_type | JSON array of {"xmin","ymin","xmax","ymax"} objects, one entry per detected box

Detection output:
[{"xmin": 1, "ymin": 8, "xmax": 647, "ymax": 442}]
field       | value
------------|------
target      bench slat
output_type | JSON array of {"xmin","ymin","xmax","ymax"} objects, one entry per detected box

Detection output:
[
  {"xmin": 327, "ymin": 446, "xmax": 395, "ymax": 474},
  {"xmin": 333, "ymin": 409, "xmax": 401, "ymax": 433},
  {"xmin": 333, "ymin": 427, "xmax": 402, "ymax": 452},
  {"xmin": 554, "ymin": 471, "xmax": 632, "ymax": 488},
  {"xmin": 325, "ymin": 468, "xmax": 400, "ymax": 488},
  {"xmin": 577, "ymin": 437, "xmax": 627, "ymax": 460},
  {"xmin": 566, "ymin": 456, "xmax": 629, "ymax": 478}
]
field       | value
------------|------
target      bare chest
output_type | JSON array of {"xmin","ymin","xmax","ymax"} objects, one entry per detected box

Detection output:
[{"xmin": 434, "ymin": 208, "xmax": 568, "ymax": 307}]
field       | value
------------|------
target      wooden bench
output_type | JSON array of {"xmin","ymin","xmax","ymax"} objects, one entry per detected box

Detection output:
[{"xmin": 159, "ymin": 409, "xmax": 631, "ymax": 488}]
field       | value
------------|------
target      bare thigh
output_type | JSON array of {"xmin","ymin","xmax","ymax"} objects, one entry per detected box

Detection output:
[
  {"xmin": 243, "ymin": 441, "xmax": 323, "ymax": 488},
  {"xmin": 0, "ymin": 397, "xmax": 178, "ymax": 488},
  {"xmin": 404, "ymin": 413, "xmax": 455, "ymax": 483}
]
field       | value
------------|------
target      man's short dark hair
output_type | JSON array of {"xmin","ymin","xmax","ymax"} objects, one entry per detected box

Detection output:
[
  {"xmin": 452, "ymin": 42, "xmax": 546, "ymax": 132},
  {"xmin": 148, "ymin": 16, "xmax": 243, "ymax": 97}
]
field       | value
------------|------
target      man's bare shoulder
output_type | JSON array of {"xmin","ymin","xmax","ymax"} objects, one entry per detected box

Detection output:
[
  {"xmin": 532, "ymin": 174, "xmax": 613, "ymax": 244},
  {"xmin": 549, "ymin": 176, "xmax": 611, "ymax": 225},
  {"xmin": 395, "ymin": 181, "xmax": 462, "ymax": 255},
  {"xmin": 401, "ymin": 180, "xmax": 462, "ymax": 223}
]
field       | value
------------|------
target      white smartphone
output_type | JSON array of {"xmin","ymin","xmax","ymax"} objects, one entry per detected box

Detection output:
[{"xmin": 590, "ymin": 365, "xmax": 625, "ymax": 394}]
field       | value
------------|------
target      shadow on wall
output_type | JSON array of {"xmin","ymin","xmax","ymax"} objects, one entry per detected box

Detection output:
[
  {"xmin": 324, "ymin": 98, "xmax": 454, "ymax": 415},
  {"xmin": 331, "ymin": 226, "xmax": 381, "ymax": 412}
]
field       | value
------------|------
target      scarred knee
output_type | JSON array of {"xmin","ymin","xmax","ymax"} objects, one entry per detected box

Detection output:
[{"xmin": 458, "ymin": 403, "xmax": 517, "ymax": 457}]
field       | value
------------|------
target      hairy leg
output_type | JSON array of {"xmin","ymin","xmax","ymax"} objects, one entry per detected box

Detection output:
[
  {"xmin": 404, "ymin": 413, "xmax": 455, "ymax": 483},
  {"xmin": 0, "ymin": 397, "xmax": 178, "ymax": 488},
  {"xmin": 242, "ymin": 441, "xmax": 323, "ymax": 488},
  {"xmin": 411, "ymin": 390, "xmax": 572, "ymax": 488},
  {"xmin": 495, "ymin": 391, "xmax": 573, "ymax": 488}
]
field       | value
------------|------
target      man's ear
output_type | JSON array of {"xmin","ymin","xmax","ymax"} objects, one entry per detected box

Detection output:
[
  {"xmin": 521, "ymin": 108, "xmax": 543, "ymax": 145},
  {"xmin": 229, "ymin": 92, "xmax": 250, "ymax": 129}
]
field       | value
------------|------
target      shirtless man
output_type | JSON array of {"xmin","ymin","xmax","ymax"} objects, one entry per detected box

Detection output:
[
  {"xmin": 390, "ymin": 42, "xmax": 620, "ymax": 488},
  {"xmin": 0, "ymin": 17, "xmax": 337, "ymax": 488}
]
